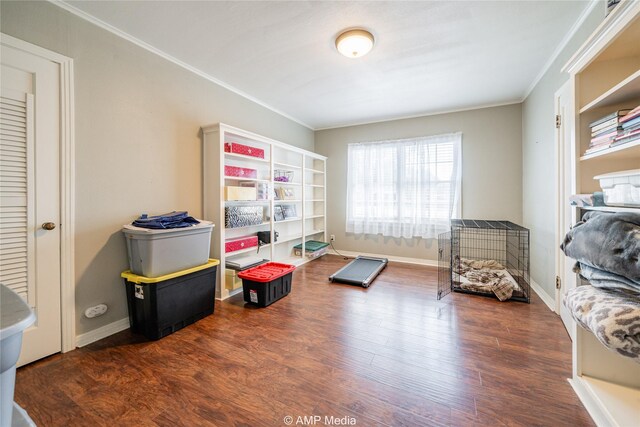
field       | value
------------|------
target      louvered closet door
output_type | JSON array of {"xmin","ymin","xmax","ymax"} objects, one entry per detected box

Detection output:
[
  {"xmin": 1, "ymin": 44, "xmax": 61, "ymax": 366},
  {"xmin": 1, "ymin": 91, "xmax": 34, "ymax": 300}
]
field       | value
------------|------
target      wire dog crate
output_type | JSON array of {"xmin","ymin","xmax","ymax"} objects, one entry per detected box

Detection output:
[{"xmin": 438, "ymin": 220, "xmax": 530, "ymax": 303}]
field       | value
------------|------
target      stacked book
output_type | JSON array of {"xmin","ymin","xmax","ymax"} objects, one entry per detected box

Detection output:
[
  {"xmin": 585, "ymin": 109, "xmax": 631, "ymax": 154},
  {"xmin": 612, "ymin": 105, "xmax": 640, "ymax": 148}
]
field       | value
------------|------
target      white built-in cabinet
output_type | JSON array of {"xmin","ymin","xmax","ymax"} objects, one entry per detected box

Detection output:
[
  {"xmin": 562, "ymin": 2, "xmax": 640, "ymax": 426},
  {"xmin": 202, "ymin": 123, "xmax": 327, "ymax": 300}
]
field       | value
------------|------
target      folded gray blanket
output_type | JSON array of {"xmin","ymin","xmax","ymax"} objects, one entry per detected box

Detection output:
[
  {"xmin": 561, "ymin": 211, "xmax": 640, "ymax": 285},
  {"xmin": 574, "ymin": 262, "xmax": 640, "ymax": 294},
  {"xmin": 563, "ymin": 285, "xmax": 640, "ymax": 362}
]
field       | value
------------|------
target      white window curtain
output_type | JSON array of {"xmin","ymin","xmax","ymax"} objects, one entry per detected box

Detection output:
[{"xmin": 346, "ymin": 133, "xmax": 462, "ymax": 239}]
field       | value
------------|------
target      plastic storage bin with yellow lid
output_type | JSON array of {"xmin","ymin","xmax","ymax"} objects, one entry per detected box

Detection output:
[{"xmin": 121, "ymin": 259, "xmax": 219, "ymax": 340}]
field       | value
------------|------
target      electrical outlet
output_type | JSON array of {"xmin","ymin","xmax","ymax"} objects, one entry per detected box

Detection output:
[
  {"xmin": 85, "ymin": 304, "xmax": 108, "ymax": 318},
  {"xmin": 330, "ymin": 234, "xmax": 335, "ymax": 242}
]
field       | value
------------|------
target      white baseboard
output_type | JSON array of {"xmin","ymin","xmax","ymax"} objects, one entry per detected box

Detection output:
[
  {"xmin": 75, "ymin": 317, "xmax": 130, "ymax": 347},
  {"xmin": 328, "ymin": 249, "xmax": 438, "ymax": 267},
  {"xmin": 569, "ymin": 377, "xmax": 611, "ymax": 427},
  {"xmin": 530, "ymin": 279, "xmax": 556, "ymax": 312}
]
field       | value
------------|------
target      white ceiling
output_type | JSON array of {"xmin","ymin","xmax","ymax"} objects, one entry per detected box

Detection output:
[{"xmin": 63, "ymin": 0, "xmax": 593, "ymax": 130}]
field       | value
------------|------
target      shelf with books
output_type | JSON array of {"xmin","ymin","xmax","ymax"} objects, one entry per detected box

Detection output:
[
  {"xmin": 580, "ymin": 137, "xmax": 640, "ymax": 161},
  {"xmin": 582, "ymin": 108, "xmax": 635, "ymax": 152},
  {"xmin": 614, "ymin": 105, "xmax": 640, "ymax": 142},
  {"xmin": 580, "ymin": 103, "xmax": 640, "ymax": 159}
]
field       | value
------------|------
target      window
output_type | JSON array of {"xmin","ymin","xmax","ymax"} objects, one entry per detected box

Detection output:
[{"xmin": 346, "ymin": 133, "xmax": 462, "ymax": 239}]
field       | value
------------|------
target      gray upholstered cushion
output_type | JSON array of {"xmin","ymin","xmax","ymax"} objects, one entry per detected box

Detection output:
[{"xmin": 564, "ymin": 285, "xmax": 640, "ymax": 363}]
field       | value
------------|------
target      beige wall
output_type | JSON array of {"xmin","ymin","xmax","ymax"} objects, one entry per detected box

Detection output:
[
  {"xmin": 1, "ymin": 0, "xmax": 605, "ymax": 339},
  {"xmin": 1, "ymin": 1, "xmax": 314, "ymax": 335},
  {"xmin": 315, "ymin": 104, "xmax": 523, "ymax": 261},
  {"xmin": 522, "ymin": 5, "xmax": 604, "ymax": 300}
]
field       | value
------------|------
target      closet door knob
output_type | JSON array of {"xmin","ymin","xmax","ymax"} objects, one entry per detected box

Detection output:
[{"xmin": 42, "ymin": 222, "xmax": 56, "ymax": 230}]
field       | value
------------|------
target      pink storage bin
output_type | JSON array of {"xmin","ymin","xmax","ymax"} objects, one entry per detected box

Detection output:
[
  {"xmin": 224, "ymin": 142, "xmax": 265, "ymax": 159},
  {"xmin": 225, "ymin": 236, "xmax": 258, "ymax": 253},
  {"xmin": 224, "ymin": 165, "xmax": 257, "ymax": 179}
]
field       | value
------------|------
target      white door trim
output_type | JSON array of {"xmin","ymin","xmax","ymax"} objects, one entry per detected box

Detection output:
[
  {"xmin": 1, "ymin": 33, "xmax": 76, "ymax": 353},
  {"xmin": 554, "ymin": 79, "xmax": 577, "ymax": 338},
  {"xmin": 554, "ymin": 83, "xmax": 566, "ymax": 315}
]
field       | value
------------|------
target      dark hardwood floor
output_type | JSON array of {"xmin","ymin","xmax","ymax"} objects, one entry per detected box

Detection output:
[{"xmin": 15, "ymin": 255, "xmax": 593, "ymax": 426}]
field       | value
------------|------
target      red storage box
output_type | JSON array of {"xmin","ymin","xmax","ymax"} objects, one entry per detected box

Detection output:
[
  {"xmin": 237, "ymin": 262, "xmax": 296, "ymax": 307},
  {"xmin": 224, "ymin": 142, "xmax": 265, "ymax": 159},
  {"xmin": 225, "ymin": 236, "xmax": 258, "ymax": 253},
  {"xmin": 237, "ymin": 262, "xmax": 295, "ymax": 282},
  {"xmin": 224, "ymin": 165, "xmax": 257, "ymax": 179}
]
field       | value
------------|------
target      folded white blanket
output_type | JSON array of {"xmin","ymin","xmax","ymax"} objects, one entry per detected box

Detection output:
[{"xmin": 564, "ymin": 285, "xmax": 640, "ymax": 363}]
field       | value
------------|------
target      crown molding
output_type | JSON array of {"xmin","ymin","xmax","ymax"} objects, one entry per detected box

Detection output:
[{"xmin": 51, "ymin": 1, "xmax": 313, "ymax": 130}]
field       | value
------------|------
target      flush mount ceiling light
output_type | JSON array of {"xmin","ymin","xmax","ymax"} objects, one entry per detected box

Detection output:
[{"xmin": 335, "ymin": 29, "xmax": 374, "ymax": 58}]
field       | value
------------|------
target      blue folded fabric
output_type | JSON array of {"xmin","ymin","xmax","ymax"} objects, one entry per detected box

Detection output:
[
  {"xmin": 575, "ymin": 262, "xmax": 640, "ymax": 293},
  {"xmin": 132, "ymin": 211, "xmax": 199, "ymax": 229}
]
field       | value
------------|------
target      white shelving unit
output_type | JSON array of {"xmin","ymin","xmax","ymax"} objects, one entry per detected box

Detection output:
[
  {"xmin": 303, "ymin": 152, "xmax": 326, "ymax": 253},
  {"xmin": 203, "ymin": 123, "xmax": 327, "ymax": 300},
  {"xmin": 562, "ymin": 2, "xmax": 640, "ymax": 426}
]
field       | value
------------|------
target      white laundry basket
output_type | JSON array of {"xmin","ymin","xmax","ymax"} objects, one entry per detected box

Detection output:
[{"xmin": 0, "ymin": 285, "xmax": 36, "ymax": 427}]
